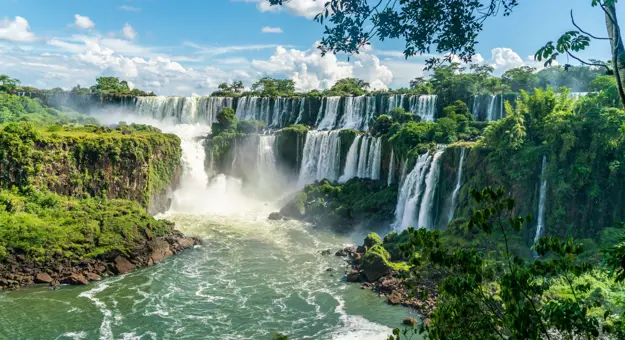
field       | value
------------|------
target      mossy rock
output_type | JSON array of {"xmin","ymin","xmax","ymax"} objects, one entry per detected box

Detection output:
[
  {"xmin": 362, "ymin": 244, "xmax": 392, "ymax": 281},
  {"xmin": 364, "ymin": 232, "xmax": 383, "ymax": 248}
]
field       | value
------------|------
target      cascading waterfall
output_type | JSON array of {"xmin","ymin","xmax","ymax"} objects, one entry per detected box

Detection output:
[
  {"xmin": 298, "ymin": 130, "xmax": 342, "ymax": 186},
  {"xmin": 339, "ymin": 135, "xmax": 362, "ymax": 182},
  {"xmin": 256, "ymin": 135, "xmax": 281, "ymax": 195},
  {"xmin": 134, "ymin": 96, "xmax": 233, "ymax": 124},
  {"xmin": 408, "ymin": 95, "xmax": 438, "ymax": 121},
  {"xmin": 369, "ymin": 137, "xmax": 383, "ymax": 180},
  {"xmin": 416, "ymin": 149, "xmax": 444, "ymax": 230},
  {"xmin": 387, "ymin": 150, "xmax": 395, "ymax": 186},
  {"xmin": 294, "ymin": 97, "xmax": 306, "ymax": 124},
  {"xmin": 446, "ymin": 148, "xmax": 466, "ymax": 225},
  {"xmin": 356, "ymin": 136, "xmax": 371, "ymax": 178},
  {"xmin": 534, "ymin": 156, "xmax": 548, "ymax": 243},
  {"xmin": 394, "ymin": 153, "xmax": 432, "ymax": 231},
  {"xmin": 317, "ymin": 97, "xmax": 341, "ymax": 130},
  {"xmin": 399, "ymin": 158, "xmax": 408, "ymax": 186},
  {"xmin": 486, "ymin": 95, "xmax": 498, "ymax": 121},
  {"xmin": 340, "ymin": 96, "xmax": 366, "ymax": 129},
  {"xmin": 394, "ymin": 148, "xmax": 445, "ymax": 231},
  {"xmin": 362, "ymin": 96, "xmax": 377, "ymax": 131}
]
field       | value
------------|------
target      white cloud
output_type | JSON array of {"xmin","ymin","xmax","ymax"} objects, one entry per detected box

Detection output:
[
  {"xmin": 488, "ymin": 47, "xmax": 524, "ymax": 71},
  {"xmin": 261, "ymin": 26, "xmax": 283, "ymax": 33},
  {"xmin": 74, "ymin": 14, "xmax": 95, "ymax": 30},
  {"xmin": 238, "ymin": 0, "xmax": 325, "ymax": 19},
  {"xmin": 119, "ymin": 5, "xmax": 141, "ymax": 12},
  {"xmin": 251, "ymin": 43, "xmax": 393, "ymax": 91},
  {"xmin": 123, "ymin": 23, "xmax": 137, "ymax": 40},
  {"xmin": 0, "ymin": 16, "xmax": 36, "ymax": 42}
]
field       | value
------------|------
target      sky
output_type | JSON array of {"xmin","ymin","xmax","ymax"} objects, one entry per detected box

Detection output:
[{"xmin": 0, "ymin": 0, "xmax": 621, "ymax": 95}]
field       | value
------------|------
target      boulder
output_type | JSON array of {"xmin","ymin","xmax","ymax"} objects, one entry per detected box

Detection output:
[
  {"xmin": 361, "ymin": 245, "xmax": 391, "ymax": 282},
  {"xmin": 320, "ymin": 249, "xmax": 332, "ymax": 256},
  {"xmin": 268, "ymin": 212, "xmax": 283, "ymax": 221},
  {"xmin": 177, "ymin": 237, "xmax": 196, "ymax": 249},
  {"xmin": 86, "ymin": 272, "xmax": 101, "ymax": 281},
  {"xmin": 403, "ymin": 317, "xmax": 418, "ymax": 327},
  {"xmin": 346, "ymin": 270, "xmax": 360, "ymax": 282},
  {"xmin": 35, "ymin": 273, "xmax": 53, "ymax": 284},
  {"xmin": 388, "ymin": 291, "xmax": 403, "ymax": 305},
  {"xmin": 112, "ymin": 256, "xmax": 135, "ymax": 274},
  {"xmin": 335, "ymin": 246, "xmax": 356, "ymax": 257},
  {"xmin": 148, "ymin": 239, "xmax": 174, "ymax": 264},
  {"xmin": 66, "ymin": 273, "xmax": 89, "ymax": 285}
]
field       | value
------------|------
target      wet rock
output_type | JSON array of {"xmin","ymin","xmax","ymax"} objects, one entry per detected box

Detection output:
[
  {"xmin": 148, "ymin": 239, "xmax": 174, "ymax": 264},
  {"xmin": 361, "ymin": 245, "xmax": 391, "ymax": 282},
  {"xmin": 86, "ymin": 272, "xmax": 101, "ymax": 281},
  {"xmin": 388, "ymin": 291, "xmax": 403, "ymax": 305},
  {"xmin": 326, "ymin": 268, "xmax": 334, "ymax": 272},
  {"xmin": 177, "ymin": 237, "xmax": 196, "ymax": 249},
  {"xmin": 268, "ymin": 212, "xmax": 283, "ymax": 221},
  {"xmin": 66, "ymin": 273, "xmax": 89, "ymax": 285},
  {"xmin": 403, "ymin": 317, "xmax": 418, "ymax": 327},
  {"xmin": 320, "ymin": 249, "xmax": 332, "ymax": 256},
  {"xmin": 335, "ymin": 246, "xmax": 356, "ymax": 257},
  {"xmin": 112, "ymin": 256, "xmax": 135, "ymax": 275},
  {"xmin": 346, "ymin": 270, "xmax": 360, "ymax": 282},
  {"xmin": 35, "ymin": 273, "xmax": 53, "ymax": 284}
]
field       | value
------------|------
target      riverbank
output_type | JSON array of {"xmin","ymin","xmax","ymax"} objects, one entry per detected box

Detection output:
[{"xmin": 0, "ymin": 230, "xmax": 200, "ymax": 290}]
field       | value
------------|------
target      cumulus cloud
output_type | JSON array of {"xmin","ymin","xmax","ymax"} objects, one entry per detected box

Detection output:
[
  {"xmin": 239, "ymin": 0, "xmax": 325, "ymax": 19},
  {"xmin": 261, "ymin": 26, "xmax": 283, "ymax": 33},
  {"xmin": 0, "ymin": 16, "xmax": 36, "ymax": 42},
  {"xmin": 123, "ymin": 23, "xmax": 137, "ymax": 40},
  {"xmin": 251, "ymin": 43, "xmax": 393, "ymax": 91},
  {"xmin": 74, "ymin": 14, "xmax": 95, "ymax": 30}
]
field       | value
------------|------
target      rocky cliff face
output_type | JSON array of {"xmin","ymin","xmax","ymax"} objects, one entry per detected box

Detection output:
[{"xmin": 0, "ymin": 123, "xmax": 182, "ymax": 214}]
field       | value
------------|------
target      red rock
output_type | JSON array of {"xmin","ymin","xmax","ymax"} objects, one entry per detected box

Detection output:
[
  {"xmin": 113, "ymin": 256, "xmax": 135, "ymax": 274},
  {"xmin": 35, "ymin": 273, "xmax": 54, "ymax": 284},
  {"xmin": 388, "ymin": 291, "xmax": 403, "ymax": 305},
  {"xmin": 177, "ymin": 237, "xmax": 196, "ymax": 249},
  {"xmin": 67, "ymin": 273, "xmax": 89, "ymax": 285},
  {"xmin": 148, "ymin": 239, "xmax": 174, "ymax": 264},
  {"xmin": 85, "ymin": 273, "xmax": 101, "ymax": 281}
]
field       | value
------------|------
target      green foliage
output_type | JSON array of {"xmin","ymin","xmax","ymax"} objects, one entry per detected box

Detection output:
[
  {"xmin": 0, "ymin": 187, "xmax": 174, "ymax": 263},
  {"xmin": 364, "ymin": 232, "xmax": 383, "ymax": 248},
  {"xmin": 390, "ymin": 187, "xmax": 625, "ymax": 339},
  {"xmin": 214, "ymin": 107, "xmax": 238, "ymax": 134},
  {"xmin": 236, "ymin": 119, "xmax": 266, "ymax": 134},
  {"xmin": 250, "ymin": 77, "xmax": 295, "ymax": 97},
  {"xmin": 324, "ymin": 78, "xmax": 369, "ymax": 96},
  {"xmin": 389, "ymin": 107, "xmax": 414, "ymax": 124},
  {"xmin": 88, "ymin": 77, "xmax": 153, "ymax": 96},
  {"xmin": 481, "ymin": 101, "xmax": 527, "ymax": 156},
  {"xmin": 0, "ymin": 92, "xmax": 98, "ymax": 125},
  {"xmin": 0, "ymin": 75, "xmax": 20, "ymax": 92},
  {"xmin": 212, "ymin": 80, "xmax": 245, "ymax": 96},
  {"xmin": 371, "ymin": 114, "xmax": 392, "ymax": 136},
  {"xmin": 589, "ymin": 75, "xmax": 617, "ymax": 92},
  {"xmin": 501, "ymin": 66, "xmax": 540, "ymax": 93}
]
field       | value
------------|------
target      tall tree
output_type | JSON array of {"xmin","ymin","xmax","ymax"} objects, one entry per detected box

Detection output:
[{"xmin": 501, "ymin": 66, "xmax": 540, "ymax": 93}]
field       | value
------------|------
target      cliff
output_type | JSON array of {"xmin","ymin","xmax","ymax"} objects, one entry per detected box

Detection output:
[{"xmin": 0, "ymin": 122, "xmax": 182, "ymax": 214}]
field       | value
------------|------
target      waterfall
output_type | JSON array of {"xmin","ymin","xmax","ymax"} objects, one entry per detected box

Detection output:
[
  {"xmin": 356, "ymin": 136, "xmax": 371, "ymax": 178},
  {"xmin": 298, "ymin": 130, "xmax": 342, "ymax": 186},
  {"xmin": 369, "ymin": 137, "xmax": 382, "ymax": 180},
  {"xmin": 317, "ymin": 97, "xmax": 341, "ymax": 130},
  {"xmin": 416, "ymin": 149, "xmax": 444, "ymax": 230},
  {"xmin": 399, "ymin": 158, "xmax": 408, "ymax": 186},
  {"xmin": 446, "ymin": 148, "xmax": 466, "ymax": 225},
  {"xmin": 340, "ymin": 96, "xmax": 366, "ymax": 130},
  {"xmin": 409, "ymin": 95, "xmax": 438, "ymax": 121},
  {"xmin": 394, "ymin": 153, "xmax": 432, "ymax": 231},
  {"xmin": 486, "ymin": 95, "xmax": 497, "ymax": 121},
  {"xmin": 134, "ymin": 96, "xmax": 233, "ymax": 124},
  {"xmin": 362, "ymin": 96, "xmax": 377, "ymax": 131},
  {"xmin": 256, "ymin": 135, "xmax": 280, "ymax": 195},
  {"xmin": 534, "ymin": 156, "xmax": 548, "ymax": 243},
  {"xmin": 387, "ymin": 150, "xmax": 395, "ymax": 186},
  {"xmin": 339, "ymin": 135, "xmax": 362, "ymax": 182},
  {"xmin": 394, "ymin": 149, "xmax": 445, "ymax": 231},
  {"xmin": 294, "ymin": 97, "xmax": 305, "ymax": 124}
]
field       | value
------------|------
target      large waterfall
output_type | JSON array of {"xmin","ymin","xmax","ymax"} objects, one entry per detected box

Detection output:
[
  {"xmin": 446, "ymin": 148, "xmax": 466, "ymax": 225},
  {"xmin": 394, "ymin": 148, "xmax": 445, "ymax": 231},
  {"xmin": 255, "ymin": 135, "xmax": 281, "ymax": 196},
  {"xmin": 134, "ymin": 96, "xmax": 233, "ymax": 124},
  {"xmin": 298, "ymin": 130, "xmax": 342, "ymax": 186},
  {"xmin": 408, "ymin": 94, "xmax": 438, "ymax": 122},
  {"xmin": 235, "ymin": 96, "xmax": 299, "ymax": 128},
  {"xmin": 472, "ymin": 94, "xmax": 504, "ymax": 121},
  {"xmin": 534, "ymin": 156, "xmax": 548, "ymax": 243},
  {"xmin": 317, "ymin": 97, "xmax": 341, "ymax": 130},
  {"xmin": 339, "ymin": 135, "xmax": 362, "ymax": 182}
]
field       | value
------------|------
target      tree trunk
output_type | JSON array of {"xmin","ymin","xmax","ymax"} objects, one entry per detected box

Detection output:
[{"xmin": 604, "ymin": 3, "xmax": 625, "ymax": 109}]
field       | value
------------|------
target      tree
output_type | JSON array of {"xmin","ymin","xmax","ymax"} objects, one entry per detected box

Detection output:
[
  {"xmin": 327, "ymin": 78, "xmax": 369, "ymax": 96},
  {"xmin": 0, "ymin": 75, "xmax": 20, "ymax": 92},
  {"xmin": 536, "ymin": 4, "xmax": 625, "ymax": 108},
  {"xmin": 502, "ymin": 66, "xmax": 540, "ymax": 93},
  {"xmin": 231, "ymin": 80, "xmax": 244, "ymax": 93},
  {"xmin": 71, "ymin": 85, "xmax": 91, "ymax": 95},
  {"xmin": 217, "ymin": 83, "xmax": 229, "ymax": 92},
  {"xmin": 90, "ymin": 77, "xmax": 131, "ymax": 94},
  {"xmin": 268, "ymin": 0, "xmax": 519, "ymax": 69}
]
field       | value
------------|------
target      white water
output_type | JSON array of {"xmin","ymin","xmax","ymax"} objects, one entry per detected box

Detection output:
[
  {"xmin": 369, "ymin": 138, "xmax": 383, "ymax": 180},
  {"xmin": 134, "ymin": 96, "xmax": 233, "ymax": 125},
  {"xmin": 387, "ymin": 150, "xmax": 395, "ymax": 187},
  {"xmin": 339, "ymin": 135, "xmax": 362, "ymax": 182},
  {"xmin": 317, "ymin": 97, "xmax": 341, "ymax": 130},
  {"xmin": 394, "ymin": 153, "xmax": 431, "ymax": 231},
  {"xmin": 298, "ymin": 130, "xmax": 342, "ymax": 186},
  {"xmin": 447, "ymin": 148, "xmax": 466, "ymax": 225},
  {"xmin": 416, "ymin": 149, "xmax": 444, "ymax": 230},
  {"xmin": 340, "ymin": 96, "xmax": 366, "ymax": 130},
  {"xmin": 534, "ymin": 156, "xmax": 548, "ymax": 243},
  {"xmin": 255, "ymin": 135, "xmax": 282, "ymax": 196},
  {"xmin": 408, "ymin": 95, "xmax": 438, "ymax": 121}
]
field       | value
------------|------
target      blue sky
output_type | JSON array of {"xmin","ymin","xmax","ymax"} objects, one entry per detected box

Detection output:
[{"xmin": 0, "ymin": 0, "xmax": 621, "ymax": 95}]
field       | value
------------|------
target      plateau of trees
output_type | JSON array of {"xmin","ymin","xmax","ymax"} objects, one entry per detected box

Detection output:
[{"xmin": 0, "ymin": 75, "xmax": 155, "ymax": 96}]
